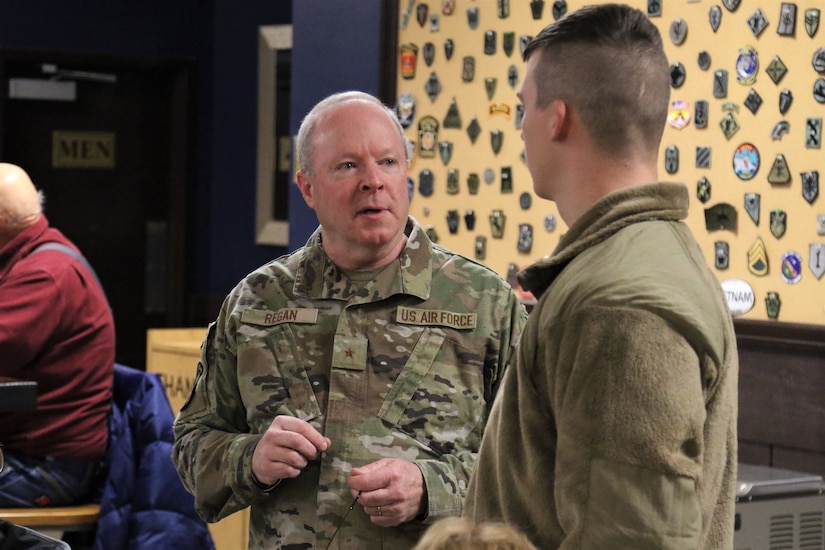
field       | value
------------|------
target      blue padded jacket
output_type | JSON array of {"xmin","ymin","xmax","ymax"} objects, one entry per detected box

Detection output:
[{"xmin": 94, "ymin": 364, "xmax": 215, "ymax": 550}]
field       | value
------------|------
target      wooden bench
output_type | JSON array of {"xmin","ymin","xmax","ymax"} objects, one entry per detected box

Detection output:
[{"xmin": 0, "ymin": 503, "xmax": 100, "ymax": 532}]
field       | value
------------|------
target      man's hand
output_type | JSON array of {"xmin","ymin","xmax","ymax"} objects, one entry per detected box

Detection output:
[
  {"xmin": 251, "ymin": 415, "xmax": 331, "ymax": 486},
  {"xmin": 347, "ymin": 458, "xmax": 426, "ymax": 527}
]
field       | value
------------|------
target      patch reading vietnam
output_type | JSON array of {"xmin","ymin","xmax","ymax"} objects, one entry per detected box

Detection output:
[
  {"xmin": 241, "ymin": 308, "xmax": 319, "ymax": 326},
  {"xmin": 397, "ymin": 306, "xmax": 477, "ymax": 330}
]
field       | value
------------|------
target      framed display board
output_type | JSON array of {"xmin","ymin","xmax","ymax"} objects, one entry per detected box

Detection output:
[{"xmin": 394, "ymin": 0, "xmax": 825, "ymax": 324}]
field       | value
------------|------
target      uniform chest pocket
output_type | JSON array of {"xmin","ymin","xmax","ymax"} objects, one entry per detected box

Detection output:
[
  {"xmin": 238, "ymin": 323, "xmax": 322, "ymax": 424},
  {"xmin": 376, "ymin": 327, "xmax": 486, "ymax": 456}
]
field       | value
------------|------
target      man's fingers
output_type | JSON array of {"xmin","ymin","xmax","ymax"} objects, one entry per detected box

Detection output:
[
  {"xmin": 268, "ymin": 416, "xmax": 330, "ymax": 459},
  {"xmin": 251, "ymin": 416, "xmax": 331, "ymax": 485},
  {"xmin": 266, "ymin": 429, "xmax": 321, "ymax": 462},
  {"xmin": 347, "ymin": 458, "xmax": 425, "ymax": 524}
]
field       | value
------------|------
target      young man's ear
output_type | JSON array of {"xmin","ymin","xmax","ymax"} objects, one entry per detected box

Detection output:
[{"xmin": 549, "ymin": 99, "xmax": 569, "ymax": 141}]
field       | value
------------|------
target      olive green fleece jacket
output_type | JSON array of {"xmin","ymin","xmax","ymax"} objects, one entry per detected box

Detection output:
[{"xmin": 466, "ymin": 182, "xmax": 738, "ymax": 549}]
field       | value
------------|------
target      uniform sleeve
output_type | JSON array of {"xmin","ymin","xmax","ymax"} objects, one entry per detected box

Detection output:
[
  {"xmin": 488, "ymin": 288, "xmax": 529, "ymax": 407},
  {"xmin": 0, "ymin": 268, "xmax": 64, "ymax": 377},
  {"xmin": 552, "ymin": 306, "xmax": 704, "ymax": 549},
  {"xmin": 415, "ymin": 286, "xmax": 527, "ymax": 522},
  {"xmin": 172, "ymin": 313, "xmax": 268, "ymax": 523}
]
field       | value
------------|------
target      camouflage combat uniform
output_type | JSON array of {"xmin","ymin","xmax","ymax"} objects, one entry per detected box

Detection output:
[{"xmin": 173, "ymin": 218, "xmax": 526, "ymax": 549}]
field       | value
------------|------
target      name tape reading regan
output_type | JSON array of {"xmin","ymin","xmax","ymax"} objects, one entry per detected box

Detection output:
[{"xmin": 242, "ymin": 308, "xmax": 319, "ymax": 326}]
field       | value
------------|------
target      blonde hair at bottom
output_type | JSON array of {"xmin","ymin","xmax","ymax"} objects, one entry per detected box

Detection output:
[{"xmin": 412, "ymin": 517, "xmax": 538, "ymax": 550}]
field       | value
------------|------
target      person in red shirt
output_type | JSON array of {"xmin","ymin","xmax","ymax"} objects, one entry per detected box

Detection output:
[{"xmin": 0, "ymin": 162, "xmax": 114, "ymax": 507}]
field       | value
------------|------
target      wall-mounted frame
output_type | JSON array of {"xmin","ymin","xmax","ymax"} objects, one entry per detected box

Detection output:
[{"xmin": 256, "ymin": 24, "xmax": 292, "ymax": 246}]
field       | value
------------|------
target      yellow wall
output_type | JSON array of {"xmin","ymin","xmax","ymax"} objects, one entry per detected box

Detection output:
[
  {"xmin": 396, "ymin": 0, "xmax": 825, "ymax": 324},
  {"xmin": 146, "ymin": 329, "xmax": 250, "ymax": 550}
]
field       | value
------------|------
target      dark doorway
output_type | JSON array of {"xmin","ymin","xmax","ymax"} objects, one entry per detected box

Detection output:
[{"xmin": 0, "ymin": 50, "xmax": 194, "ymax": 369}]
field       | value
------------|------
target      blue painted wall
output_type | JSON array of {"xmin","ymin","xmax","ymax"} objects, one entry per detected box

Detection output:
[
  {"xmin": 204, "ymin": 1, "xmax": 294, "ymax": 298},
  {"xmin": 289, "ymin": 0, "xmax": 386, "ymax": 251},
  {"xmin": 0, "ymin": 0, "xmax": 385, "ymax": 317},
  {"xmin": 0, "ymin": 0, "xmax": 211, "ymax": 58}
]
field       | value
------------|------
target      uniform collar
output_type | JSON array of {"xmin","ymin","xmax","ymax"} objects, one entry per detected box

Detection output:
[
  {"xmin": 519, "ymin": 183, "xmax": 689, "ymax": 297},
  {"xmin": 293, "ymin": 217, "xmax": 433, "ymax": 302}
]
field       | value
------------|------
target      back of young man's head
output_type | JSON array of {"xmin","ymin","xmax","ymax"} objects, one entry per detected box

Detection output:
[{"xmin": 524, "ymin": 3, "xmax": 670, "ymax": 157}]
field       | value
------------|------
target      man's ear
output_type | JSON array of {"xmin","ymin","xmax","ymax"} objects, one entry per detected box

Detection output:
[
  {"xmin": 549, "ymin": 99, "xmax": 569, "ymax": 141},
  {"xmin": 295, "ymin": 170, "xmax": 314, "ymax": 208}
]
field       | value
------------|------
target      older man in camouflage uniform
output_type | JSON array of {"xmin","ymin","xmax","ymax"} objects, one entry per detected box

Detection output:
[{"xmin": 172, "ymin": 91, "xmax": 526, "ymax": 549}]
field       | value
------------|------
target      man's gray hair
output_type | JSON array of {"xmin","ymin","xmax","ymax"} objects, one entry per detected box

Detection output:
[{"xmin": 296, "ymin": 91, "xmax": 407, "ymax": 177}]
